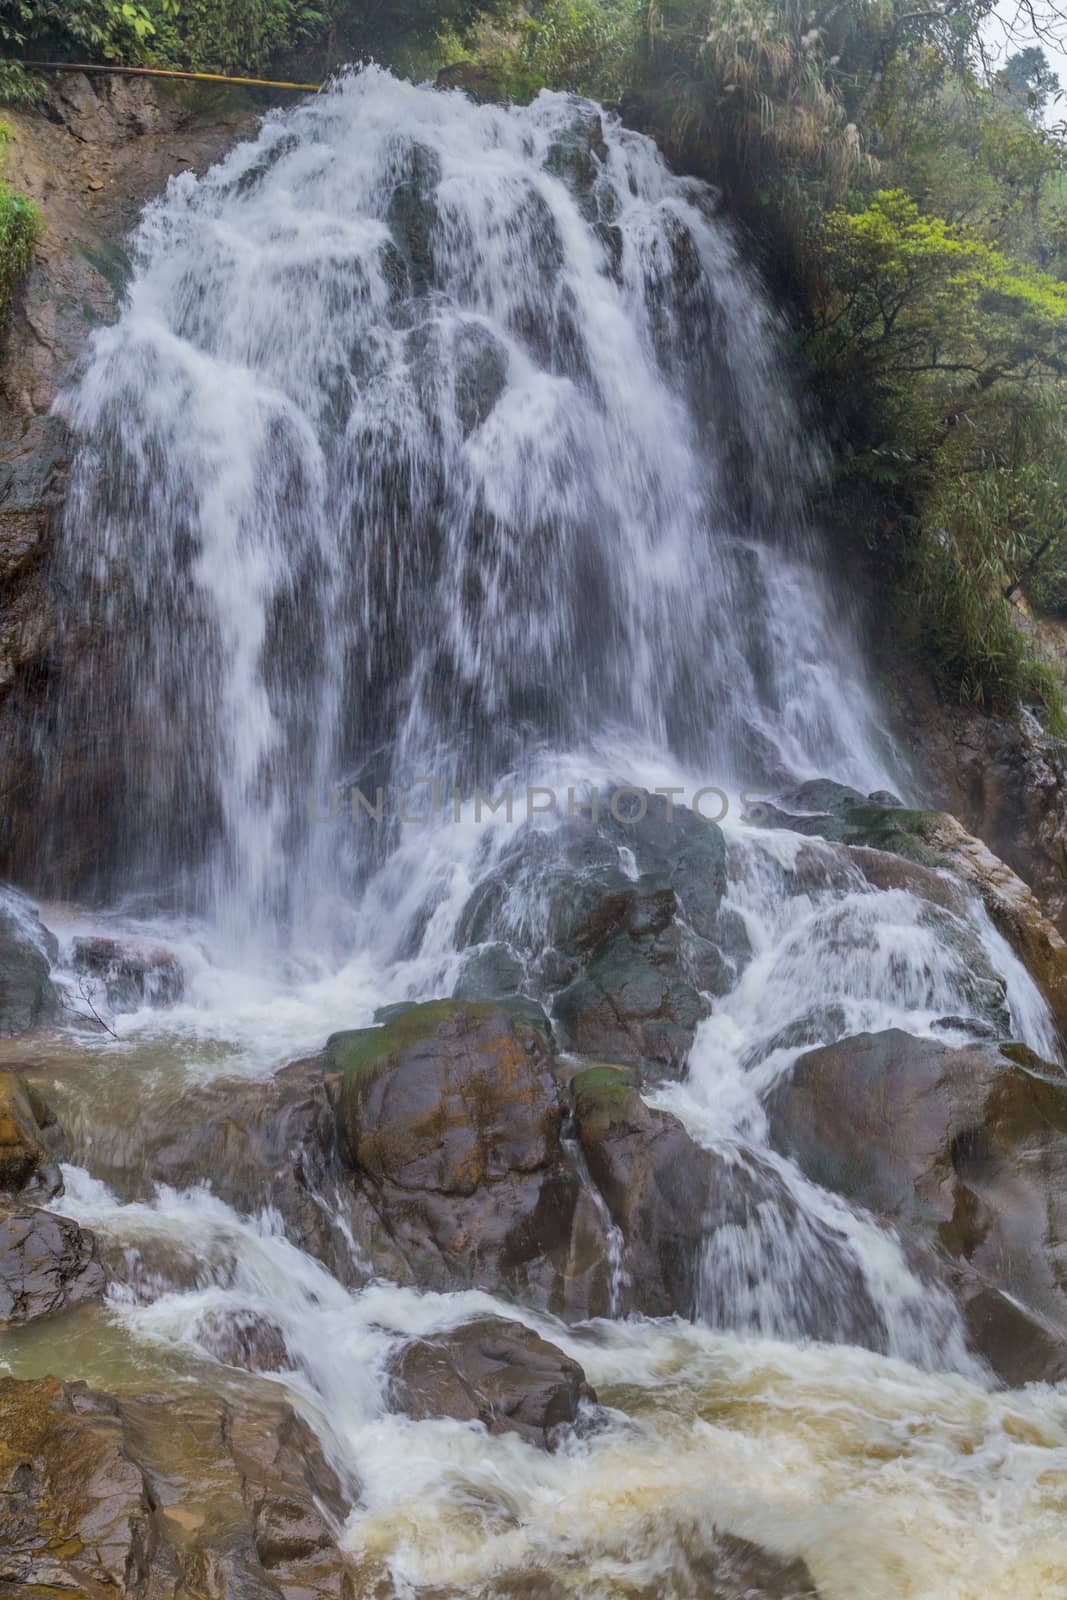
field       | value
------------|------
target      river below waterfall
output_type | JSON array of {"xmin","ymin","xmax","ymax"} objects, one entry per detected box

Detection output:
[{"xmin": 3, "ymin": 68, "xmax": 1067, "ymax": 1600}]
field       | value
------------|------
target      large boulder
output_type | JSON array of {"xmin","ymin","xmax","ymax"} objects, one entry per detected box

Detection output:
[
  {"xmin": 0, "ymin": 888, "xmax": 59, "ymax": 1037},
  {"xmin": 0, "ymin": 1207, "xmax": 104, "ymax": 1325},
  {"xmin": 569, "ymin": 1064, "xmax": 713, "ymax": 1317},
  {"xmin": 44, "ymin": 1055, "xmax": 371, "ymax": 1289},
  {"xmin": 457, "ymin": 796, "xmax": 748, "ymax": 1075},
  {"xmin": 327, "ymin": 1001, "xmax": 610, "ymax": 1314},
  {"xmin": 570, "ymin": 1064, "xmax": 880, "ymax": 1341},
  {"xmin": 766, "ymin": 1029, "xmax": 1067, "ymax": 1381},
  {"xmin": 552, "ymin": 929, "xmax": 713, "ymax": 1077},
  {"xmin": 388, "ymin": 1316, "xmax": 596, "ymax": 1448},
  {"xmin": 0, "ymin": 1376, "xmax": 355, "ymax": 1598}
]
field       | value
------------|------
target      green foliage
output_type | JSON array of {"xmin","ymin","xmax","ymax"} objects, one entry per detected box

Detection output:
[
  {"xmin": 0, "ymin": 120, "xmax": 40, "ymax": 324},
  {"xmin": 0, "ymin": 0, "xmax": 512, "ymax": 76},
  {"xmin": 143, "ymin": 0, "xmax": 327, "ymax": 75},
  {"xmin": 435, "ymin": 1, "xmax": 641, "ymax": 103},
  {"xmin": 519, "ymin": 0, "xmax": 641, "ymax": 99},
  {"xmin": 0, "ymin": 61, "xmax": 39, "ymax": 106},
  {"xmin": 815, "ymin": 189, "xmax": 1067, "ymax": 381},
  {"xmin": 0, "ymin": 0, "xmax": 161, "ymax": 62},
  {"xmin": 995, "ymin": 45, "xmax": 1060, "ymax": 120},
  {"xmin": 912, "ymin": 466, "xmax": 1065, "ymax": 725}
]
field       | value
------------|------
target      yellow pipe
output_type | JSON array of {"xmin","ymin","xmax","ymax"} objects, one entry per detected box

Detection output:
[{"xmin": 13, "ymin": 60, "xmax": 322, "ymax": 92}]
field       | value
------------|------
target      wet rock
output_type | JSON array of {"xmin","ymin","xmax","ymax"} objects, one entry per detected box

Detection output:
[
  {"xmin": 71, "ymin": 933, "xmax": 185, "ymax": 1011},
  {"xmin": 570, "ymin": 1064, "xmax": 878, "ymax": 1340},
  {"xmin": 435, "ymin": 61, "xmax": 510, "ymax": 105},
  {"xmin": 453, "ymin": 320, "xmax": 509, "ymax": 437},
  {"xmin": 0, "ymin": 1072, "xmax": 64, "ymax": 1200},
  {"xmin": 902, "ymin": 692, "xmax": 1067, "ymax": 937},
  {"xmin": 0, "ymin": 83, "xmax": 257, "ymax": 895},
  {"xmin": 388, "ymin": 1316, "xmax": 596, "ymax": 1447},
  {"xmin": 682, "ymin": 1534, "xmax": 820, "ymax": 1600},
  {"xmin": 453, "ymin": 940, "xmax": 526, "ymax": 1001},
  {"xmin": 458, "ymin": 796, "xmax": 747, "ymax": 1075},
  {"xmin": 387, "ymin": 140, "xmax": 441, "ymax": 297},
  {"xmin": 545, "ymin": 101, "xmax": 609, "ymax": 223},
  {"xmin": 766, "ymin": 1029, "xmax": 1067, "ymax": 1381},
  {"xmin": 0, "ymin": 889, "xmax": 59, "ymax": 1037},
  {"xmin": 570, "ymin": 1064, "xmax": 710, "ymax": 1315},
  {"xmin": 483, "ymin": 1533, "xmax": 818, "ymax": 1599},
  {"xmin": 53, "ymin": 1055, "xmax": 370, "ymax": 1288},
  {"xmin": 0, "ymin": 1207, "xmax": 104, "ymax": 1324},
  {"xmin": 328, "ymin": 1001, "xmax": 606, "ymax": 1313},
  {"xmin": 778, "ymin": 778, "xmax": 902, "ymax": 816},
  {"xmin": 0, "ymin": 1376, "xmax": 355, "ymax": 1598},
  {"xmin": 196, "ymin": 1308, "xmax": 291, "ymax": 1373},
  {"xmin": 932, "ymin": 1014, "xmax": 1001, "ymax": 1040},
  {"xmin": 554, "ymin": 933, "xmax": 712, "ymax": 1077},
  {"xmin": 331, "ymin": 1000, "xmax": 563, "ymax": 1192}
]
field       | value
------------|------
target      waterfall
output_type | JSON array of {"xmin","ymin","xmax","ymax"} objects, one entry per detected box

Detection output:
[
  {"xmin": 46, "ymin": 67, "xmax": 893, "ymax": 945},
  {"xmin": 13, "ymin": 69, "xmax": 1067, "ymax": 1600}
]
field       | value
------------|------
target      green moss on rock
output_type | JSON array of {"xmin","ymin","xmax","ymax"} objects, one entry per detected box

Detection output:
[{"xmin": 325, "ymin": 999, "xmax": 501, "ymax": 1079}]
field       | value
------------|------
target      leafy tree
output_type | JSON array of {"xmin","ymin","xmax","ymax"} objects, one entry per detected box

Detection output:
[{"xmin": 995, "ymin": 45, "xmax": 1061, "ymax": 119}]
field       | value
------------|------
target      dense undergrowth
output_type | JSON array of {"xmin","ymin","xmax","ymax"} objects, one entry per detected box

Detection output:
[
  {"xmin": 0, "ymin": 118, "xmax": 38, "ymax": 320},
  {"xmin": 2, "ymin": 0, "xmax": 1067, "ymax": 728}
]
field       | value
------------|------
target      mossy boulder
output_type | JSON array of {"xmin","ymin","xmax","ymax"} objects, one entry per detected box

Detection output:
[
  {"xmin": 457, "ymin": 794, "xmax": 748, "ymax": 1076},
  {"xmin": 554, "ymin": 933, "xmax": 713, "ymax": 1074},
  {"xmin": 330, "ymin": 1000, "xmax": 561, "ymax": 1193},
  {"xmin": 328, "ymin": 1001, "xmax": 608, "ymax": 1315}
]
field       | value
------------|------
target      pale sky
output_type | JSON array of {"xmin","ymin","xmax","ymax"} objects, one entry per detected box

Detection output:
[{"xmin": 981, "ymin": 0, "xmax": 1067, "ymax": 124}]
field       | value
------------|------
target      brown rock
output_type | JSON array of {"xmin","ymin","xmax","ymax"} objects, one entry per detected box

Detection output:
[
  {"xmin": 0, "ymin": 1071, "xmax": 64, "ymax": 1200},
  {"xmin": 329, "ymin": 1002, "xmax": 608, "ymax": 1315},
  {"xmin": 899, "ymin": 688, "xmax": 1067, "ymax": 937},
  {"xmin": 570, "ymin": 1064, "xmax": 880, "ymax": 1340},
  {"xmin": 0, "ymin": 1206, "xmax": 104, "ymax": 1325},
  {"xmin": 388, "ymin": 1316, "xmax": 596, "ymax": 1447},
  {"xmin": 43, "ymin": 1054, "xmax": 372, "ymax": 1290},
  {"xmin": 766, "ymin": 1029, "xmax": 1067, "ymax": 1380},
  {"xmin": 72, "ymin": 933, "xmax": 185, "ymax": 1011},
  {"xmin": 917, "ymin": 810, "xmax": 1067, "ymax": 1045},
  {"xmin": 764, "ymin": 788, "xmax": 1067, "ymax": 1046},
  {"xmin": 0, "ymin": 1374, "xmax": 356, "ymax": 1598}
]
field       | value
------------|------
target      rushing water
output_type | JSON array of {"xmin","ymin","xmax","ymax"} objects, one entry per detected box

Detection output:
[{"xmin": 6, "ymin": 68, "xmax": 1067, "ymax": 1599}]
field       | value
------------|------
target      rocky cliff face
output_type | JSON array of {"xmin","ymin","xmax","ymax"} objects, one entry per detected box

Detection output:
[
  {"xmin": 891, "ymin": 673, "xmax": 1067, "ymax": 938},
  {"xmin": 0, "ymin": 72, "xmax": 257, "ymax": 885}
]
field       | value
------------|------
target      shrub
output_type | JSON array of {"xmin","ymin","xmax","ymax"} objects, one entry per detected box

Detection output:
[{"xmin": 0, "ymin": 123, "xmax": 40, "ymax": 324}]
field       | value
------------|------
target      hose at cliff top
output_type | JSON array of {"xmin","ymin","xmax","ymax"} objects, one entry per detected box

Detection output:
[{"xmin": 9, "ymin": 61, "xmax": 322, "ymax": 92}]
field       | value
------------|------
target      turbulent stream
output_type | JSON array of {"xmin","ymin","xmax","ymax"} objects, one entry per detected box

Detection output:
[{"xmin": 3, "ymin": 68, "xmax": 1067, "ymax": 1599}]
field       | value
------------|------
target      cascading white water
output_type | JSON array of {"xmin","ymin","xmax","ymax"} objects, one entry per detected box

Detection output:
[
  {"xmin": 50, "ymin": 66, "xmax": 895, "ymax": 941},
  {"xmin": 15, "ymin": 67, "xmax": 1067, "ymax": 1600}
]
